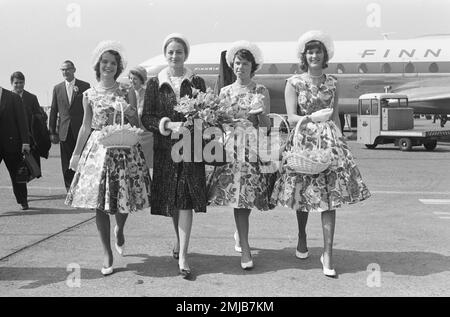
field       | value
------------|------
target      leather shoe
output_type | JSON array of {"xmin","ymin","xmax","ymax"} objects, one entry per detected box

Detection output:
[
  {"xmin": 179, "ymin": 268, "xmax": 193, "ymax": 280},
  {"xmin": 241, "ymin": 260, "xmax": 254, "ymax": 270},
  {"xmin": 320, "ymin": 254, "xmax": 337, "ymax": 278},
  {"xmin": 101, "ymin": 266, "xmax": 114, "ymax": 276},
  {"xmin": 20, "ymin": 203, "xmax": 29, "ymax": 210}
]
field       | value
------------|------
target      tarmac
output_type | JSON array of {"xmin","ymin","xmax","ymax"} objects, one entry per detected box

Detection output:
[{"xmin": 0, "ymin": 118, "xmax": 449, "ymax": 297}]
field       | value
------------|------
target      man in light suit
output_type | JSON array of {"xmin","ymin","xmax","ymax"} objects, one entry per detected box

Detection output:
[
  {"xmin": 49, "ymin": 60, "xmax": 90, "ymax": 191},
  {"xmin": 0, "ymin": 86, "xmax": 31, "ymax": 210}
]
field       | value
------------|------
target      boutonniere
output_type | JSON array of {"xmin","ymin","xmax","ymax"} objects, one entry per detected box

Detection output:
[{"xmin": 73, "ymin": 86, "xmax": 79, "ymax": 95}]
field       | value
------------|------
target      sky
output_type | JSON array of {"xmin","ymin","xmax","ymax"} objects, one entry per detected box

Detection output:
[{"xmin": 1, "ymin": 0, "xmax": 450, "ymax": 106}]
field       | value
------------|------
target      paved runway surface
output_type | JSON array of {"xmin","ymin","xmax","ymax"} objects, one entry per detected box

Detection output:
[{"xmin": 1, "ymin": 119, "xmax": 449, "ymax": 297}]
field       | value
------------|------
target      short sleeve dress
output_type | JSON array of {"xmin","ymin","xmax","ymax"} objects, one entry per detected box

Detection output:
[
  {"xmin": 206, "ymin": 83, "xmax": 272, "ymax": 211},
  {"xmin": 65, "ymin": 86, "xmax": 152, "ymax": 214},
  {"xmin": 270, "ymin": 74, "xmax": 371, "ymax": 212}
]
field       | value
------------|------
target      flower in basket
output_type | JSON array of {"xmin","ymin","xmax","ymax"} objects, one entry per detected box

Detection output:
[{"xmin": 97, "ymin": 123, "xmax": 144, "ymax": 148}]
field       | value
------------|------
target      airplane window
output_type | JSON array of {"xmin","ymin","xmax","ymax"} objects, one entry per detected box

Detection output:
[
  {"xmin": 429, "ymin": 62, "xmax": 439, "ymax": 73},
  {"xmin": 268, "ymin": 64, "xmax": 278, "ymax": 74},
  {"xmin": 405, "ymin": 62, "xmax": 415, "ymax": 73},
  {"xmin": 358, "ymin": 63, "xmax": 368, "ymax": 73},
  {"xmin": 382, "ymin": 63, "xmax": 391, "ymax": 73},
  {"xmin": 336, "ymin": 64, "xmax": 345, "ymax": 74},
  {"xmin": 289, "ymin": 64, "xmax": 299, "ymax": 74}
]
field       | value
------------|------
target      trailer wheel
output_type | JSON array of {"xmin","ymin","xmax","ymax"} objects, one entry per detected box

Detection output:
[
  {"xmin": 423, "ymin": 140, "xmax": 437, "ymax": 151},
  {"xmin": 398, "ymin": 138, "xmax": 412, "ymax": 151},
  {"xmin": 365, "ymin": 144, "xmax": 377, "ymax": 149}
]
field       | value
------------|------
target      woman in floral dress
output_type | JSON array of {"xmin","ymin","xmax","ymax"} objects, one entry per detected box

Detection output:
[
  {"xmin": 66, "ymin": 41, "xmax": 151, "ymax": 276},
  {"xmin": 271, "ymin": 31, "xmax": 370, "ymax": 277},
  {"xmin": 207, "ymin": 41, "xmax": 272, "ymax": 270}
]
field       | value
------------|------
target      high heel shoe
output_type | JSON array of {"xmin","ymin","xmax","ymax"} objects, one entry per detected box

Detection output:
[
  {"xmin": 234, "ymin": 231, "xmax": 242, "ymax": 253},
  {"xmin": 320, "ymin": 254, "xmax": 337, "ymax": 278},
  {"xmin": 114, "ymin": 225, "xmax": 124, "ymax": 256},
  {"xmin": 241, "ymin": 260, "xmax": 254, "ymax": 270},
  {"xmin": 295, "ymin": 249, "xmax": 309, "ymax": 259},
  {"xmin": 101, "ymin": 266, "xmax": 114, "ymax": 276}
]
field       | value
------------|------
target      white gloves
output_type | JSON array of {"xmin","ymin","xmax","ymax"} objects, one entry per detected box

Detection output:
[
  {"xmin": 69, "ymin": 154, "xmax": 80, "ymax": 171},
  {"xmin": 309, "ymin": 108, "xmax": 333, "ymax": 123}
]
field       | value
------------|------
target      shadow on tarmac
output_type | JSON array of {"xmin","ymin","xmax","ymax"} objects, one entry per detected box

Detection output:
[
  {"xmin": 0, "ymin": 208, "xmax": 93, "ymax": 218},
  {"xmin": 1, "ymin": 247, "xmax": 449, "ymax": 289},
  {"xmin": 28, "ymin": 194, "xmax": 67, "ymax": 202}
]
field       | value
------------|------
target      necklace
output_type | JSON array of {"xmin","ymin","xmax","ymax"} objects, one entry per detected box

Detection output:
[
  {"xmin": 98, "ymin": 82, "xmax": 118, "ymax": 90},
  {"xmin": 308, "ymin": 73, "xmax": 324, "ymax": 79},
  {"xmin": 168, "ymin": 67, "xmax": 185, "ymax": 78}
]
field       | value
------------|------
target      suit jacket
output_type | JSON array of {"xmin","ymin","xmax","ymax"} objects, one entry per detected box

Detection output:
[
  {"xmin": 49, "ymin": 79, "xmax": 90, "ymax": 141},
  {"xmin": 0, "ymin": 89, "xmax": 30, "ymax": 153},
  {"xmin": 20, "ymin": 90, "xmax": 51, "ymax": 159}
]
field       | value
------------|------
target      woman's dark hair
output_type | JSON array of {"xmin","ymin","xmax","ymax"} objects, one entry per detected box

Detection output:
[
  {"xmin": 299, "ymin": 40, "xmax": 329, "ymax": 72},
  {"xmin": 94, "ymin": 50, "xmax": 124, "ymax": 81},
  {"xmin": 231, "ymin": 49, "xmax": 259, "ymax": 76},
  {"xmin": 10, "ymin": 71, "xmax": 25, "ymax": 83},
  {"xmin": 164, "ymin": 38, "xmax": 188, "ymax": 59}
]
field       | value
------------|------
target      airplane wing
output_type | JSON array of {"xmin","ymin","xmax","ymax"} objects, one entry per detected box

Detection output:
[{"xmin": 392, "ymin": 86, "xmax": 450, "ymax": 102}]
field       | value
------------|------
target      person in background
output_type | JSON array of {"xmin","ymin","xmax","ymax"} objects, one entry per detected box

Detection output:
[
  {"xmin": 11, "ymin": 71, "xmax": 50, "ymax": 166},
  {"xmin": 0, "ymin": 85, "xmax": 30, "ymax": 210},
  {"xmin": 128, "ymin": 66, "xmax": 153, "ymax": 170},
  {"xmin": 49, "ymin": 60, "xmax": 90, "ymax": 191}
]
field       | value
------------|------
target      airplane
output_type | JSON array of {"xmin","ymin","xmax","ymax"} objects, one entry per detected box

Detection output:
[{"xmin": 139, "ymin": 35, "xmax": 450, "ymax": 127}]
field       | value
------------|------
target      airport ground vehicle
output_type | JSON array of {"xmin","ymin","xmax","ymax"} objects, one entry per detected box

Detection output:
[{"xmin": 357, "ymin": 93, "xmax": 450, "ymax": 151}]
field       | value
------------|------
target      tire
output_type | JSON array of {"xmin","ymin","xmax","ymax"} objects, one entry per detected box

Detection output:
[
  {"xmin": 365, "ymin": 144, "xmax": 377, "ymax": 149},
  {"xmin": 423, "ymin": 140, "xmax": 437, "ymax": 151},
  {"xmin": 398, "ymin": 138, "xmax": 412, "ymax": 151}
]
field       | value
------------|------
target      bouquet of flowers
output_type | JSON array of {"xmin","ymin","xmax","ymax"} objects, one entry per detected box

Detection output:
[
  {"xmin": 174, "ymin": 87, "xmax": 265, "ymax": 129},
  {"xmin": 98, "ymin": 96, "xmax": 143, "ymax": 149}
]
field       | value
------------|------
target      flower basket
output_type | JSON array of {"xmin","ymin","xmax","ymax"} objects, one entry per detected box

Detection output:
[
  {"xmin": 98, "ymin": 103, "xmax": 142, "ymax": 149},
  {"xmin": 282, "ymin": 119, "xmax": 331, "ymax": 174}
]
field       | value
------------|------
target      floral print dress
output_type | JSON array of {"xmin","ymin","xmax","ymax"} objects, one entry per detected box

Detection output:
[
  {"xmin": 270, "ymin": 74, "xmax": 370, "ymax": 212},
  {"xmin": 65, "ymin": 87, "xmax": 151, "ymax": 214},
  {"xmin": 206, "ymin": 84, "xmax": 272, "ymax": 211}
]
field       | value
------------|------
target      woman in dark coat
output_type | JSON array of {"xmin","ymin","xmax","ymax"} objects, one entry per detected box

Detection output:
[{"xmin": 141, "ymin": 33, "xmax": 206, "ymax": 280}]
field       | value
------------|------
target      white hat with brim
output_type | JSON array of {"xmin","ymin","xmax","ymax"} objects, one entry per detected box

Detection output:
[
  {"xmin": 92, "ymin": 40, "xmax": 127, "ymax": 70},
  {"xmin": 162, "ymin": 33, "xmax": 190, "ymax": 61},
  {"xmin": 226, "ymin": 40, "xmax": 264, "ymax": 72},
  {"xmin": 297, "ymin": 30, "xmax": 334, "ymax": 60}
]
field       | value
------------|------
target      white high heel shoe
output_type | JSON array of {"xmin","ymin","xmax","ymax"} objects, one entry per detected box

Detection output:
[
  {"xmin": 101, "ymin": 266, "xmax": 114, "ymax": 276},
  {"xmin": 114, "ymin": 225, "xmax": 124, "ymax": 256},
  {"xmin": 295, "ymin": 250, "xmax": 309, "ymax": 259},
  {"xmin": 234, "ymin": 231, "xmax": 242, "ymax": 253},
  {"xmin": 241, "ymin": 259, "xmax": 254, "ymax": 270},
  {"xmin": 320, "ymin": 254, "xmax": 337, "ymax": 278}
]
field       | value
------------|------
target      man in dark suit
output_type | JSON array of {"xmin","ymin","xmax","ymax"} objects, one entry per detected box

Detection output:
[
  {"xmin": 49, "ymin": 61, "xmax": 90, "ymax": 191},
  {"xmin": 0, "ymin": 86, "xmax": 31, "ymax": 210},
  {"xmin": 11, "ymin": 71, "xmax": 51, "ymax": 167}
]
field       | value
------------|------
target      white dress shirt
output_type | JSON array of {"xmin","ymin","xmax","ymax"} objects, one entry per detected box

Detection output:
[{"xmin": 65, "ymin": 79, "xmax": 76, "ymax": 102}]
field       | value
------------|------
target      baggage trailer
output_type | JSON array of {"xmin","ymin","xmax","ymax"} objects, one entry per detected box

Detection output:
[{"xmin": 357, "ymin": 93, "xmax": 450, "ymax": 151}]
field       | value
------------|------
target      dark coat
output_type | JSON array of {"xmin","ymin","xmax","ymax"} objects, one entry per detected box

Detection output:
[
  {"xmin": 0, "ymin": 89, "xmax": 29, "ymax": 153},
  {"xmin": 21, "ymin": 90, "xmax": 51, "ymax": 159},
  {"xmin": 49, "ymin": 79, "xmax": 90, "ymax": 141},
  {"xmin": 141, "ymin": 73, "xmax": 207, "ymax": 217}
]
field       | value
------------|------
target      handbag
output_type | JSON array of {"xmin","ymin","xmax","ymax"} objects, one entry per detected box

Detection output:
[
  {"xmin": 15, "ymin": 159, "xmax": 30, "ymax": 184},
  {"xmin": 23, "ymin": 152, "xmax": 42, "ymax": 181}
]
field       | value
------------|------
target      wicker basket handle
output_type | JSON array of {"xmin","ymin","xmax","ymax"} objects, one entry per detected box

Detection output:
[{"xmin": 112, "ymin": 102, "xmax": 125, "ymax": 127}]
